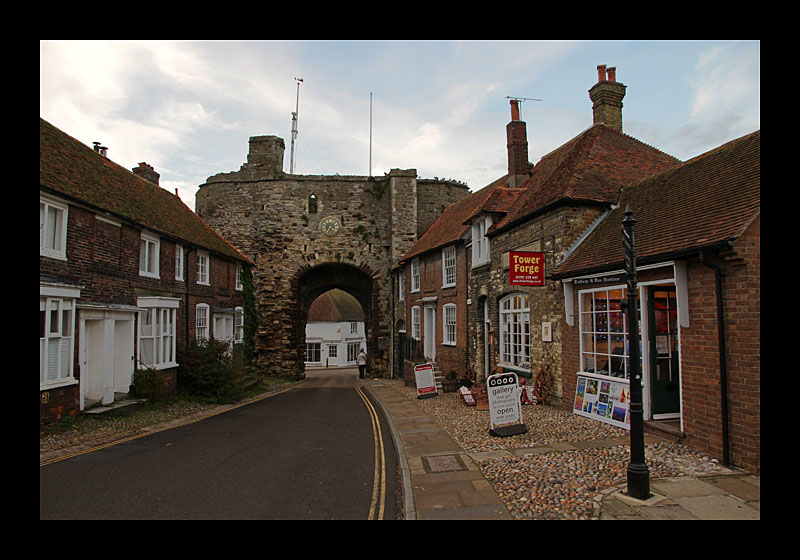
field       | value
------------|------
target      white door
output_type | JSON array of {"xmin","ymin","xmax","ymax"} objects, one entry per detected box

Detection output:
[
  {"xmin": 80, "ymin": 311, "xmax": 135, "ymax": 408},
  {"xmin": 423, "ymin": 305, "xmax": 436, "ymax": 360}
]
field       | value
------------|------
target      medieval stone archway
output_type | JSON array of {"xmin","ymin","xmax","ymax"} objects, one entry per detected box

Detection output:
[
  {"xmin": 294, "ymin": 262, "xmax": 377, "ymax": 374},
  {"xmin": 195, "ymin": 134, "xmax": 469, "ymax": 379}
]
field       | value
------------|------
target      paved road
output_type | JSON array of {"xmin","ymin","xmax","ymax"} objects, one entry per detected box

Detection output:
[{"xmin": 40, "ymin": 368, "xmax": 400, "ymax": 520}]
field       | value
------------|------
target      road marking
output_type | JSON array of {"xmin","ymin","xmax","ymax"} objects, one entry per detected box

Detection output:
[{"xmin": 356, "ymin": 385, "xmax": 386, "ymax": 520}]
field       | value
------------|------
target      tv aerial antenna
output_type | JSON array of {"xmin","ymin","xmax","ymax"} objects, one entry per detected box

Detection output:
[
  {"xmin": 290, "ymin": 77, "xmax": 303, "ymax": 174},
  {"xmin": 505, "ymin": 96, "xmax": 542, "ymax": 119}
]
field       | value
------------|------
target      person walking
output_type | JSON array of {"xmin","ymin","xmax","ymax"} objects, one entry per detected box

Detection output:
[{"xmin": 357, "ymin": 348, "xmax": 368, "ymax": 379}]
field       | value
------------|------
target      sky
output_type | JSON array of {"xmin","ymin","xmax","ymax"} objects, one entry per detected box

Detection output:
[{"xmin": 40, "ymin": 40, "xmax": 759, "ymax": 211}]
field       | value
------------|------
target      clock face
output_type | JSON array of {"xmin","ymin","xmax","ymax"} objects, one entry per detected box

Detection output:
[{"xmin": 319, "ymin": 216, "xmax": 341, "ymax": 236}]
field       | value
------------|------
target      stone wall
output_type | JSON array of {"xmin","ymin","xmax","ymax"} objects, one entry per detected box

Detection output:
[{"xmin": 196, "ymin": 135, "xmax": 469, "ymax": 378}]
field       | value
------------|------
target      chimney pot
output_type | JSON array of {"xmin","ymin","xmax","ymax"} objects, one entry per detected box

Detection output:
[
  {"xmin": 510, "ymin": 99, "xmax": 520, "ymax": 121},
  {"xmin": 589, "ymin": 64, "xmax": 626, "ymax": 132}
]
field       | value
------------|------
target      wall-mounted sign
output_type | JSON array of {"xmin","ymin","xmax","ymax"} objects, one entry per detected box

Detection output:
[
  {"xmin": 486, "ymin": 372, "xmax": 528, "ymax": 437},
  {"xmin": 509, "ymin": 251, "xmax": 544, "ymax": 286},
  {"xmin": 573, "ymin": 373, "xmax": 630, "ymax": 429},
  {"xmin": 573, "ymin": 274, "xmax": 625, "ymax": 286},
  {"xmin": 414, "ymin": 363, "xmax": 437, "ymax": 399}
]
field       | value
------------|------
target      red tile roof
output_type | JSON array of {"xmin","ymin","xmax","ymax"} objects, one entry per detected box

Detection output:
[
  {"xmin": 490, "ymin": 124, "xmax": 681, "ymax": 235},
  {"xmin": 40, "ymin": 118, "xmax": 252, "ymax": 264},
  {"xmin": 400, "ymin": 123, "xmax": 680, "ymax": 263},
  {"xmin": 307, "ymin": 289, "xmax": 365, "ymax": 322},
  {"xmin": 553, "ymin": 130, "xmax": 760, "ymax": 278},
  {"xmin": 400, "ymin": 176, "xmax": 519, "ymax": 263}
]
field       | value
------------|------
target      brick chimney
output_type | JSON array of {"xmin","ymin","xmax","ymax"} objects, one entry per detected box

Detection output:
[
  {"xmin": 588, "ymin": 64, "xmax": 627, "ymax": 132},
  {"xmin": 132, "ymin": 162, "xmax": 160, "ymax": 185},
  {"xmin": 506, "ymin": 99, "xmax": 529, "ymax": 188}
]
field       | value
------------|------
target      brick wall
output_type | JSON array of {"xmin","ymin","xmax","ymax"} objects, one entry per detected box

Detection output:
[
  {"xmin": 680, "ymin": 215, "xmax": 760, "ymax": 474},
  {"xmin": 559, "ymin": 215, "xmax": 760, "ymax": 473},
  {"xmin": 40, "ymin": 198, "xmax": 246, "ymax": 425}
]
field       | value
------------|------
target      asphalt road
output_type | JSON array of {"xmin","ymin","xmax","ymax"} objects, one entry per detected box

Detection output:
[{"xmin": 40, "ymin": 368, "xmax": 400, "ymax": 520}]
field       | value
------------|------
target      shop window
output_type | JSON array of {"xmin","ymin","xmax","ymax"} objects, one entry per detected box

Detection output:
[{"xmin": 579, "ymin": 287, "xmax": 630, "ymax": 379}]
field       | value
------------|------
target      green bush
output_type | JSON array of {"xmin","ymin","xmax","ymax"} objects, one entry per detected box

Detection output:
[
  {"xmin": 177, "ymin": 338, "xmax": 242, "ymax": 404},
  {"xmin": 131, "ymin": 367, "xmax": 169, "ymax": 401}
]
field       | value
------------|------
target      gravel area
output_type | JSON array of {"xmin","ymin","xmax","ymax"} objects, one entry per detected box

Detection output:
[{"xmin": 388, "ymin": 383, "xmax": 733, "ymax": 520}]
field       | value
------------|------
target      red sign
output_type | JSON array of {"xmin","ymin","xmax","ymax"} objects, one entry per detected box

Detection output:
[{"xmin": 509, "ymin": 251, "xmax": 545, "ymax": 286}]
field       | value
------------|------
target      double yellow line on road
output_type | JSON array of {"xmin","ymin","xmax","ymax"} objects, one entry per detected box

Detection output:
[{"xmin": 356, "ymin": 385, "xmax": 386, "ymax": 520}]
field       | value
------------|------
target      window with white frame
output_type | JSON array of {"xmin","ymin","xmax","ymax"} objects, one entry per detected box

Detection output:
[
  {"xmin": 411, "ymin": 306, "xmax": 421, "ymax": 340},
  {"xmin": 328, "ymin": 344, "xmax": 338, "ymax": 358},
  {"xmin": 443, "ymin": 304, "xmax": 457, "ymax": 345},
  {"xmin": 234, "ymin": 307, "xmax": 244, "ymax": 343},
  {"xmin": 411, "ymin": 259, "xmax": 420, "ymax": 293},
  {"xmin": 40, "ymin": 196, "xmax": 68, "ymax": 260},
  {"xmin": 305, "ymin": 342, "xmax": 321, "ymax": 363},
  {"xmin": 138, "ymin": 298, "xmax": 178, "ymax": 369},
  {"xmin": 196, "ymin": 303, "xmax": 209, "ymax": 341},
  {"xmin": 235, "ymin": 266, "xmax": 243, "ymax": 291},
  {"xmin": 197, "ymin": 251, "xmax": 210, "ymax": 285},
  {"xmin": 139, "ymin": 232, "xmax": 160, "ymax": 278},
  {"xmin": 40, "ymin": 297, "xmax": 76, "ymax": 387},
  {"xmin": 347, "ymin": 341, "xmax": 360, "ymax": 362},
  {"xmin": 350, "ymin": 322, "xmax": 358, "ymax": 334},
  {"xmin": 442, "ymin": 245, "xmax": 456, "ymax": 287},
  {"xmin": 579, "ymin": 287, "xmax": 630, "ymax": 379},
  {"xmin": 471, "ymin": 215, "xmax": 492, "ymax": 266},
  {"xmin": 175, "ymin": 244, "xmax": 184, "ymax": 281},
  {"xmin": 398, "ymin": 269, "xmax": 405, "ymax": 300},
  {"xmin": 499, "ymin": 293, "xmax": 530, "ymax": 367}
]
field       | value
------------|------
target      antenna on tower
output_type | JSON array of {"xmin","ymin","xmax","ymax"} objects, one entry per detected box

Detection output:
[
  {"xmin": 505, "ymin": 96, "xmax": 542, "ymax": 119},
  {"xmin": 290, "ymin": 77, "xmax": 303, "ymax": 174}
]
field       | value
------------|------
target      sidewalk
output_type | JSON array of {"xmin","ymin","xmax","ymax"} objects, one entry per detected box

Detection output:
[{"xmin": 362, "ymin": 378, "xmax": 760, "ymax": 520}]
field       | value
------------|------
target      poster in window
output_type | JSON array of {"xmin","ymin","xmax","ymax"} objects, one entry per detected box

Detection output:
[{"xmin": 573, "ymin": 374, "xmax": 630, "ymax": 429}]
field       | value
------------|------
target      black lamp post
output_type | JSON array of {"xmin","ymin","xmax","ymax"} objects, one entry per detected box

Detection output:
[{"xmin": 622, "ymin": 206, "xmax": 650, "ymax": 500}]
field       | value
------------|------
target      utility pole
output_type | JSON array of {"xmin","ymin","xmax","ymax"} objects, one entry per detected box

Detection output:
[{"xmin": 290, "ymin": 77, "xmax": 303, "ymax": 174}]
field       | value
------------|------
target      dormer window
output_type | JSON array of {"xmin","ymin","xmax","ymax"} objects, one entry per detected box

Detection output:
[{"xmin": 471, "ymin": 215, "xmax": 492, "ymax": 267}]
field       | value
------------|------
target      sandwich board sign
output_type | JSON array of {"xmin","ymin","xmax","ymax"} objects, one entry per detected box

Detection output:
[
  {"xmin": 414, "ymin": 363, "xmax": 438, "ymax": 399},
  {"xmin": 486, "ymin": 371, "xmax": 528, "ymax": 437}
]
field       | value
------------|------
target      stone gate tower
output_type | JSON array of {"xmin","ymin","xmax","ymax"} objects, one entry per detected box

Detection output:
[{"xmin": 196, "ymin": 135, "xmax": 469, "ymax": 378}]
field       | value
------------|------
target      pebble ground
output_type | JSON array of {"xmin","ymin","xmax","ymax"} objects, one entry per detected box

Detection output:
[{"xmin": 388, "ymin": 384, "xmax": 733, "ymax": 520}]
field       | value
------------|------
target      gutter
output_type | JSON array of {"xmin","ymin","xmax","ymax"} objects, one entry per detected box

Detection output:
[{"xmin": 698, "ymin": 250, "xmax": 731, "ymax": 467}]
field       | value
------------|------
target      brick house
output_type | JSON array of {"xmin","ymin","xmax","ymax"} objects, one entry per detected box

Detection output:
[
  {"xmin": 40, "ymin": 118, "xmax": 253, "ymax": 425},
  {"xmin": 552, "ymin": 131, "xmax": 760, "ymax": 474},
  {"xmin": 397, "ymin": 66, "xmax": 681, "ymax": 397}
]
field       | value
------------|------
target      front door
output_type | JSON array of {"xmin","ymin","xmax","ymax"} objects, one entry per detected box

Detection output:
[
  {"xmin": 647, "ymin": 286, "xmax": 680, "ymax": 417},
  {"xmin": 423, "ymin": 305, "xmax": 436, "ymax": 360}
]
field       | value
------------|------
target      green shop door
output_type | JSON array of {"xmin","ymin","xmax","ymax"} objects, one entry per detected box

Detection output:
[{"xmin": 647, "ymin": 286, "xmax": 680, "ymax": 417}]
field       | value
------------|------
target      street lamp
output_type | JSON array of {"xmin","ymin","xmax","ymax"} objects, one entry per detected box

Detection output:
[{"xmin": 622, "ymin": 206, "xmax": 650, "ymax": 500}]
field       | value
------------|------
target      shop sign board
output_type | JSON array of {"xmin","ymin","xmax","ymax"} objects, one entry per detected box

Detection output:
[
  {"xmin": 573, "ymin": 373, "xmax": 631, "ymax": 429},
  {"xmin": 414, "ymin": 363, "xmax": 437, "ymax": 399},
  {"xmin": 509, "ymin": 251, "xmax": 545, "ymax": 286},
  {"xmin": 486, "ymin": 372, "xmax": 528, "ymax": 437}
]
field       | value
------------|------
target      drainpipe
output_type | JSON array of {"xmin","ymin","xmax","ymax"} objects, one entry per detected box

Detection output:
[
  {"xmin": 698, "ymin": 251, "xmax": 730, "ymax": 467},
  {"xmin": 184, "ymin": 247, "xmax": 196, "ymax": 351}
]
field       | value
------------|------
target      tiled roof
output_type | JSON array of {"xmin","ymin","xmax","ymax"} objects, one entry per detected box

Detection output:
[
  {"xmin": 400, "ymin": 176, "xmax": 520, "ymax": 262},
  {"xmin": 39, "ymin": 118, "xmax": 252, "ymax": 265},
  {"xmin": 490, "ymin": 124, "xmax": 682, "ymax": 235},
  {"xmin": 308, "ymin": 289, "xmax": 365, "ymax": 322},
  {"xmin": 399, "ymin": 123, "xmax": 681, "ymax": 264},
  {"xmin": 553, "ymin": 130, "xmax": 760, "ymax": 279}
]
